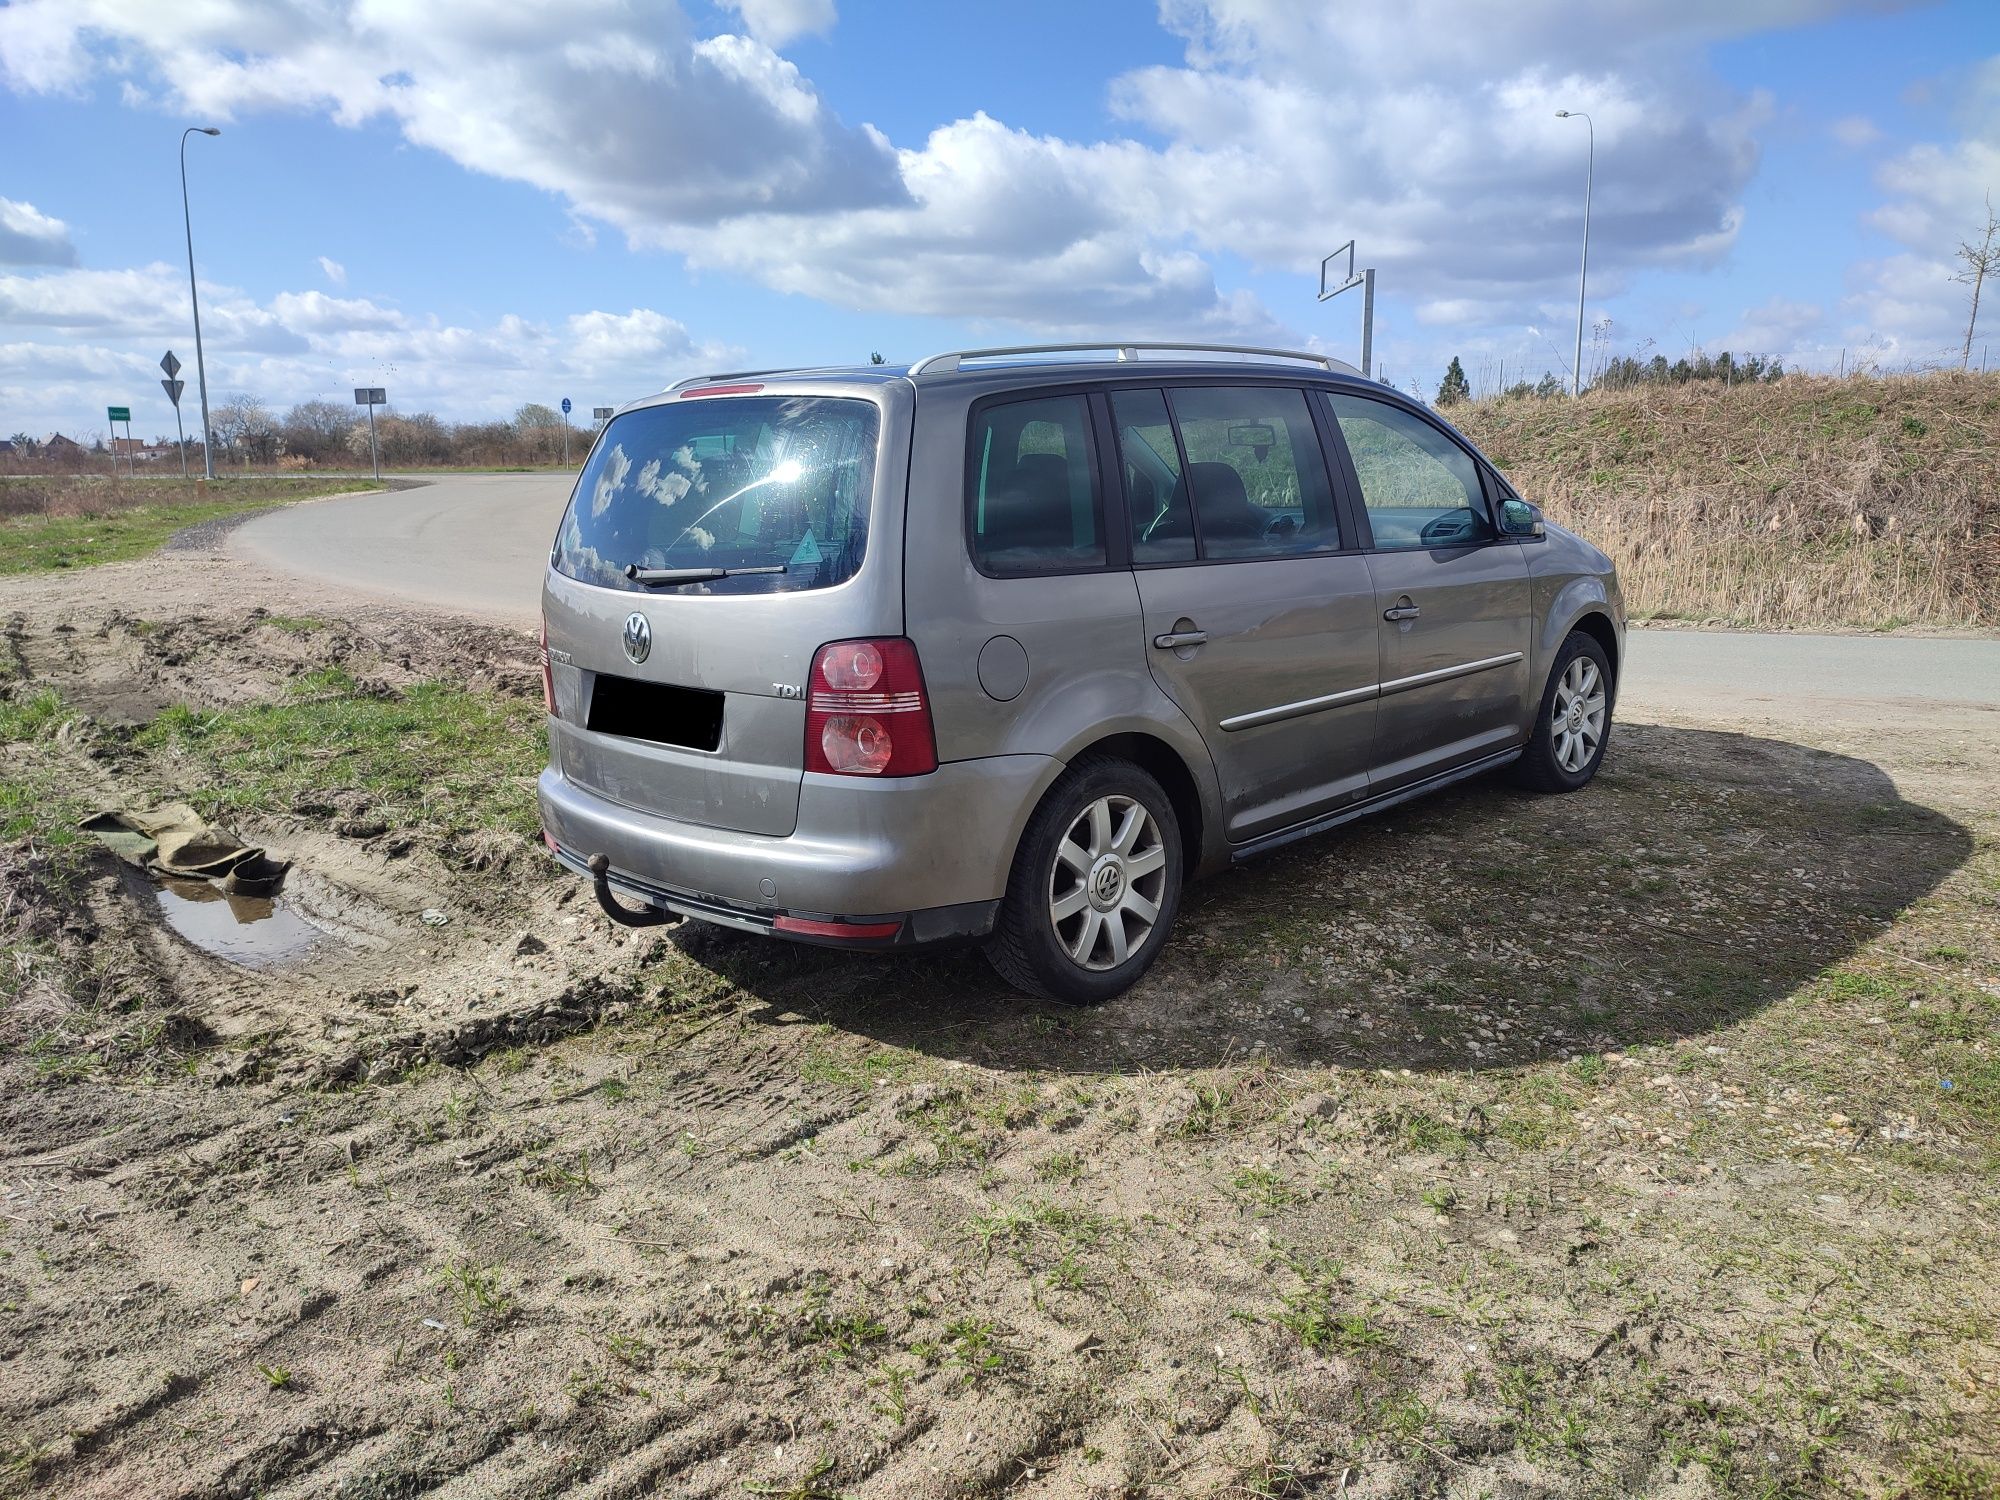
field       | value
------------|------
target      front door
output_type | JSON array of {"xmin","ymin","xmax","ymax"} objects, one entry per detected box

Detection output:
[
  {"xmin": 1320, "ymin": 390, "xmax": 1532, "ymax": 791},
  {"xmin": 1113, "ymin": 384, "xmax": 1379, "ymax": 843}
]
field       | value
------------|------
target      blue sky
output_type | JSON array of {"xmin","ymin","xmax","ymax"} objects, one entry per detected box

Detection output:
[{"xmin": 2, "ymin": 0, "xmax": 1997, "ymax": 440}]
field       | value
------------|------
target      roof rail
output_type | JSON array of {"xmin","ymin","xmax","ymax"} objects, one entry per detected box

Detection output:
[
  {"xmin": 664, "ymin": 368, "xmax": 796, "ymax": 391},
  {"xmin": 665, "ymin": 362, "xmax": 908, "ymax": 391},
  {"xmin": 906, "ymin": 342, "xmax": 1359, "ymax": 378}
]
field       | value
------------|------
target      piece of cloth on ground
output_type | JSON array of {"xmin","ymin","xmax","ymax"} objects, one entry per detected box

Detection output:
[{"xmin": 79, "ymin": 802, "xmax": 290, "ymax": 896}]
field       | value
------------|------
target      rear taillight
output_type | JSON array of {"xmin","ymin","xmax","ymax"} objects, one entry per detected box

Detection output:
[
  {"xmin": 803, "ymin": 638, "xmax": 937, "ymax": 777},
  {"xmin": 540, "ymin": 618, "xmax": 557, "ymax": 717}
]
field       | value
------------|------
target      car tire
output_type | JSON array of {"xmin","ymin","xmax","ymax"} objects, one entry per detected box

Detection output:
[
  {"xmin": 1515, "ymin": 630, "xmax": 1615, "ymax": 793},
  {"xmin": 986, "ymin": 755, "xmax": 1184, "ymax": 1004}
]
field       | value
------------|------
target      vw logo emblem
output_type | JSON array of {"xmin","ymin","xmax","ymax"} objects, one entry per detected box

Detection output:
[{"xmin": 622, "ymin": 612, "xmax": 651, "ymax": 665}]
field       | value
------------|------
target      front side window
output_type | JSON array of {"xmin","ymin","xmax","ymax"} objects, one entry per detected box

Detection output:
[
  {"xmin": 553, "ymin": 396, "xmax": 877, "ymax": 594},
  {"xmin": 1167, "ymin": 386, "xmax": 1342, "ymax": 560},
  {"xmin": 968, "ymin": 395, "xmax": 1104, "ymax": 575},
  {"xmin": 1322, "ymin": 392, "xmax": 1492, "ymax": 550}
]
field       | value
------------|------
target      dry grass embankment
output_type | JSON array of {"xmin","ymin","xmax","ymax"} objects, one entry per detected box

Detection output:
[{"xmin": 1456, "ymin": 372, "xmax": 2000, "ymax": 631}]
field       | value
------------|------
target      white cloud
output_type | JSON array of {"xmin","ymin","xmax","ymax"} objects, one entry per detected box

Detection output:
[
  {"xmin": 0, "ymin": 0, "xmax": 1886, "ymax": 353},
  {"xmin": 1830, "ymin": 114, "xmax": 1882, "ymax": 148},
  {"xmin": 317, "ymin": 255, "xmax": 346, "ymax": 285},
  {"xmin": 720, "ymin": 0, "xmax": 836, "ymax": 49},
  {"xmin": 0, "ymin": 0, "xmax": 905, "ymax": 227},
  {"xmin": 2, "ymin": 0, "xmax": 1957, "ymax": 388},
  {"xmin": 1846, "ymin": 54, "xmax": 2000, "ymax": 364},
  {"xmin": 1840, "ymin": 251, "xmax": 1979, "ymax": 367},
  {"xmin": 0, "ymin": 259, "xmax": 731, "ymax": 436},
  {"xmin": 564, "ymin": 307, "xmax": 706, "ymax": 366},
  {"xmin": 268, "ymin": 289, "xmax": 405, "ymax": 334},
  {"xmin": 0, "ymin": 197, "xmax": 77, "ymax": 266},
  {"xmin": 1714, "ymin": 294, "xmax": 1825, "ymax": 353}
]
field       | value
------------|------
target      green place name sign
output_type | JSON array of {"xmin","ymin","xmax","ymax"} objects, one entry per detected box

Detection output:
[{"xmin": 107, "ymin": 406, "xmax": 131, "ymax": 423}]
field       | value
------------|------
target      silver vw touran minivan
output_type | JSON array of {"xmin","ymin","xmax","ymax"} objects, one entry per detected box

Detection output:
[{"xmin": 538, "ymin": 343, "xmax": 1624, "ymax": 1002}]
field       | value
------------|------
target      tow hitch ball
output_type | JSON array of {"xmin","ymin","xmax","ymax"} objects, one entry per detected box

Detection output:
[{"xmin": 586, "ymin": 853, "xmax": 683, "ymax": 928}]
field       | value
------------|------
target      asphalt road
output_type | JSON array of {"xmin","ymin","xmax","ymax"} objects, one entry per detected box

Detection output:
[{"xmin": 230, "ymin": 472, "xmax": 2000, "ymax": 718}]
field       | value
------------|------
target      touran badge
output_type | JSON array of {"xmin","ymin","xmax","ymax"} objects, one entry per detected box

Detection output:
[{"xmin": 622, "ymin": 612, "xmax": 651, "ymax": 665}]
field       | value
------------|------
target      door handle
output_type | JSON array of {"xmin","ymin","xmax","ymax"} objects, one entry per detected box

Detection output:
[
  {"xmin": 1152, "ymin": 630, "xmax": 1208, "ymax": 649},
  {"xmin": 1382, "ymin": 603, "xmax": 1421, "ymax": 622}
]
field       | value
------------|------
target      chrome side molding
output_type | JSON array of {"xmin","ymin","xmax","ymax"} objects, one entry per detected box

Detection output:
[{"xmin": 1219, "ymin": 652, "xmax": 1524, "ymax": 732}]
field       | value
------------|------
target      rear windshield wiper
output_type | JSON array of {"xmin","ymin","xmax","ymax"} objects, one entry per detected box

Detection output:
[{"xmin": 624, "ymin": 563, "xmax": 788, "ymax": 585}]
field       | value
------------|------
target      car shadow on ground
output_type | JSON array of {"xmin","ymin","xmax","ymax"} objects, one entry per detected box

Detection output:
[{"xmin": 674, "ymin": 722, "xmax": 1972, "ymax": 1075}]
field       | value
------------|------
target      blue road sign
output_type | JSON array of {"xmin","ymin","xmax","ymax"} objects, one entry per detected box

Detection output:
[{"xmin": 560, "ymin": 397, "xmax": 572, "ymax": 415}]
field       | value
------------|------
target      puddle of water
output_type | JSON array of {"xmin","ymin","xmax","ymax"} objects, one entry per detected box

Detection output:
[{"xmin": 151, "ymin": 876, "xmax": 327, "ymax": 969}]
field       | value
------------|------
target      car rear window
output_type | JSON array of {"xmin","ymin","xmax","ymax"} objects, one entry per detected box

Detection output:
[{"xmin": 553, "ymin": 396, "xmax": 878, "ymax": 594}]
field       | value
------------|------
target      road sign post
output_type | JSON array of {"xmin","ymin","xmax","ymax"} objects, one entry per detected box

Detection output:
[
  {"xmin": 160, "ymin": 352, "xmax": 187, "ymax": 477},
  {"xmin": 560, "ymin": 397, "xmax": 572, "ymax": 466},
  {"xmin": 354, "ymin": 387, "xmax": 386, "ymax": 483},
  {"xmin": 1318, "ymin": 240, "xmax": 1376, "ymax": 380},
  {"xmin": 107, "ymin": 406, "xmax": 135, "ymax": 478}
]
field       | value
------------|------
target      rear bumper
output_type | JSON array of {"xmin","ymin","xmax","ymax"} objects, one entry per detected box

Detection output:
[{"xmin": 536, "ymin": 753, "xmax": 1059, "ymax": 945}]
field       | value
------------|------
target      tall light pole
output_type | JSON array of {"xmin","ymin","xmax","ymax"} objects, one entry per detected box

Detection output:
[
  {"xmin": 1556, "ymin": 110, "xmax": 1593, "ymax": 398},
  {"xmin": 180, "ymin": 126, "xmax": 221, "ymax": 479}
]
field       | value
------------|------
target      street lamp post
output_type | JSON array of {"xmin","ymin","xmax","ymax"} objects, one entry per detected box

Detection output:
[
  {"xmin": 1556, "ymin": 110, "xmax": 1593, "ymax": 398},
  {"xmin": 180, "ymin": 126, "xmax": 221, "ymax": 479}
]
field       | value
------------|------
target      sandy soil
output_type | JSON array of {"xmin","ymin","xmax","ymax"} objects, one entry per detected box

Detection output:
[{"xmin": 1, "ymin": 532, "xmax": 1996, "ymax": 1499}]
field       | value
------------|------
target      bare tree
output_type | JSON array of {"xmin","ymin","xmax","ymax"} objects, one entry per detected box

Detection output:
[
  {"xmin": 282, "ymin": 399, "xmax": 357, "ymax": 464},
  {"xmin": 1957, "ymin": 193, "xmax": 2000, "ymax": 371},
  {"xmin": 211, "ymin": 394, "xmax": 281, "ymax": 465}
]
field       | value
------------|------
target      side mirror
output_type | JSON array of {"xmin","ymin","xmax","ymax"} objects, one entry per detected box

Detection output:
[{"xmin": 1499, "ymin": 498, "xmax": 1545, "ymax": 538}]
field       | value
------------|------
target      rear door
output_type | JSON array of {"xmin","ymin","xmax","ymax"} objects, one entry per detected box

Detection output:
[
  {"xmin": 542, "ymin": 387, "xmax": 903, "ymax": 836},
  {"xmin": 1319, "ymin": 390, "xmax": 1532, "ymax": 792},
  {"xmin": 1118, "ymin": 384, "xmax": 1380, "ymax": 843}
]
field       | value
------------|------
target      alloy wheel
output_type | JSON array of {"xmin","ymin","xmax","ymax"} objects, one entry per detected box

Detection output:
[
  {"xmin": 1048, "ymin": 794, "xmax": 1168, "ymax": 971},
  {"xmin": 1551, "ymin": 655, "xmax": 1607, "ymax": 773}
]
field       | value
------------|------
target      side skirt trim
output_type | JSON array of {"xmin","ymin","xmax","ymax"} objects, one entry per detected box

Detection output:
[{"xmin": 1227, "ymin": 747, "xmax": 1522, "ymax": 863}]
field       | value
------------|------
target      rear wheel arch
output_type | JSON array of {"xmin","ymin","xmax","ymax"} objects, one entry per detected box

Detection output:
[{"xmin": 1064, "ymin": 732, "xmax": 1205, "ymax": 883}]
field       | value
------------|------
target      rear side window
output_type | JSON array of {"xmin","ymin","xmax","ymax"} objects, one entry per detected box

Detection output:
[
  {"xmin": 967, "ymin": 395, "xmax": 1105, "ymax": 576},
  {"xmin": 1322, "ymin": 392, "xmax": 1493, "ymax": 550},
  {"xmin": 1112, "ymin": 389, "xmax": 1192, "ymax": 564},
  {"xmin": 1168, "ymin": 386, "xmax": 1342, "ymax": 560},
  {"xmin": 553, "ymin": 396, "xmax": 877, "ymax": 594}
]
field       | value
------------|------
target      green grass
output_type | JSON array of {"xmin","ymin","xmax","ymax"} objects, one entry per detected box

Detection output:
[
  {"xmin": 0, "ymin": 477, "xmax": 373, "ymax": 574},
  {"xmin": 0, "ymin": 688, "xmax": 67, "ymax": 744},
  {"xmin": 132, "ymin": 671, "xmax": 544, "ymax": 840},
  {"xmin": 1271, "ymin": 1261, "xmax": 1389, "ymax": 1355},
  {"xmin": 0, "ymin": 688, "xmax": 93, "ymax": 854}
]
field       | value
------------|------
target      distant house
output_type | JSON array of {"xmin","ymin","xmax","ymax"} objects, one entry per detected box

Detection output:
[
  {"xmin": 0, "ymin": 439, "xmax": 15, "ymax": 456},
  {"xmin": 111, "ymin": 437, "xmax": 175, "ymax": 461},
  {"xmin": 44, "ymin": 433, "xmax": 85, "ymax": 458}
]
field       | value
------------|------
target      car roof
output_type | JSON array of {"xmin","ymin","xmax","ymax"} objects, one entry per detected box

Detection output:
[{"xmin": 660, "ymin": 342, "xmax": 1371, "ymax": 394}]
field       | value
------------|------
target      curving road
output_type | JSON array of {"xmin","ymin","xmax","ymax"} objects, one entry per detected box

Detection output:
[
  {"xmin": 231, "ymin": 473, "xmax": 567, "ymax": 627},
  {"xmin": 230, "ymin": 473, "xmax": 2000, "ymax": 721}
]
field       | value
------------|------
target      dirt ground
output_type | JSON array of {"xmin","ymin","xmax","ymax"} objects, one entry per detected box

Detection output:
[{"xmin": 2, "ymin": 538, "xmax": 1997, "ymax": 1499}]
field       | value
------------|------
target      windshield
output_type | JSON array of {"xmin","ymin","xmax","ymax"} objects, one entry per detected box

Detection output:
[{"xmin": 553, "ymin": 395, "xmax": 879, "ymax": 594}]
